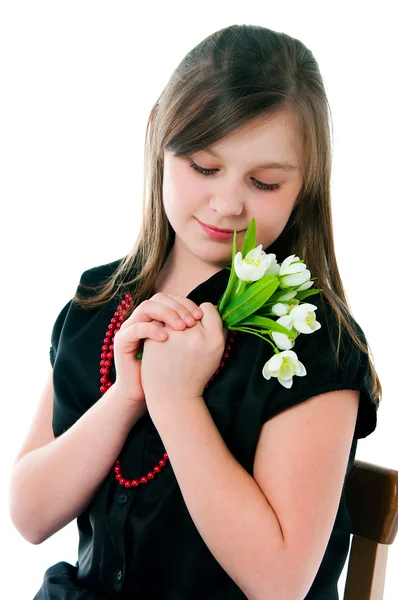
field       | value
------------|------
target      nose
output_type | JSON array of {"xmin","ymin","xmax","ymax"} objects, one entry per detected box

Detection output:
[{"xmin": 209, "ymin": 191, "xmax": 244, "ymax": 217}]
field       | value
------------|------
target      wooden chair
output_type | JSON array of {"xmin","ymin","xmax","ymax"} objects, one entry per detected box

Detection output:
[{"xmin": 343, "ymin": 459, "xmax": 398, "ymax": 599}]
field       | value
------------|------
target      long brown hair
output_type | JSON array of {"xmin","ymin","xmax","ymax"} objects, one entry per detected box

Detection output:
[{"xmin": 73, "ymin": 24, "xmax": 382, "ymax": 405}]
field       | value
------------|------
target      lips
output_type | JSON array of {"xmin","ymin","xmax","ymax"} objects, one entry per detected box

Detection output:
[{"xmin": 198, "ymin": 219, "xmax": 241, "ymax": 233}]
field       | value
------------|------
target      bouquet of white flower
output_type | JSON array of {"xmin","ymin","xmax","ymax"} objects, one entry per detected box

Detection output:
[{"xmin": 217, "ymin": 217, "xmax": 322, "ymax": 388}]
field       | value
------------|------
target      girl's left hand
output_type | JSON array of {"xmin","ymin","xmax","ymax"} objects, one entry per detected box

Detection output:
[{"xmin": 141, "ymin": 300, "xmax": 228, "ymax": 412}]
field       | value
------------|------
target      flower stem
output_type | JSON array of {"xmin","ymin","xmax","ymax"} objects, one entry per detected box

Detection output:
[
  {"xmin": 228, "ymin": 278, "xmax": 247, "ymax": 302},
  {"xmin": 229, "ymin": 326, "xmax": 279, "ymax": 352}
]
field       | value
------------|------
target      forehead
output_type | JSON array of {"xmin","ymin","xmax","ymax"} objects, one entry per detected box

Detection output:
[{"xmin": 198, "ymin": 110, "xmax": 301, "ymax": 171}]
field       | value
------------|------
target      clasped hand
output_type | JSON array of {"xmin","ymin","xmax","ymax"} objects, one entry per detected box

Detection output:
[{"xmin": 141, "ymin": 295, "xmax": 228, "ymax": 412}]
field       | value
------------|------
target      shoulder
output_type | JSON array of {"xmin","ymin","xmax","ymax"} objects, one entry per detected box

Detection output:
[
  {"xmin": 256, "ymin": 292, "xmax": 378, "ymax": 439},
  {"xmin": 294, "ymin": 292, "xmax": 368, "ymax": 363},
  {"xmin": 79, "ymin": 257, "xmax": 125, "ymax": 286}
]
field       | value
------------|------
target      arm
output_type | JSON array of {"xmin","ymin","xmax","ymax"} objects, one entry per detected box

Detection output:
[
  {"xmin": 9, "ymin": 383, "xmax": 143, "ymax": 545},
  {"xmin": 150, "ymin": 389, "xmax": 359, "ymax": 600}
]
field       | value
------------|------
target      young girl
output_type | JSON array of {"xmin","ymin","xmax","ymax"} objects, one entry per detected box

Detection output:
[{"xmin": 10, "ymin": 24, "xmax": 380, "ymax": 600}]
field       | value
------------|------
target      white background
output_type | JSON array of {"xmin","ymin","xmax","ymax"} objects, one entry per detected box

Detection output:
[{"xmin": 1, "ymin": 1, "xmax": 397, "ymax": 598}]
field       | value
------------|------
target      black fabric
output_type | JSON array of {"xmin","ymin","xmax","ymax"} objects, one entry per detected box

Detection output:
[{"xmin": 33, "ymin": 250, "xmax": 378, "ymax": 599}]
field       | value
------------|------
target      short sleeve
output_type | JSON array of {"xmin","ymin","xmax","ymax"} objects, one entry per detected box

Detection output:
[
  {"xmin": 48, "ymin": 256, "xmax": 125, "ymax": 367},
  {"xmin": 260, "ymin": 295, "xmax": 379, "ymax": 440},
  {"xmin": 49, "ymin": 299, "xmax": 73, "ymax": 367}
]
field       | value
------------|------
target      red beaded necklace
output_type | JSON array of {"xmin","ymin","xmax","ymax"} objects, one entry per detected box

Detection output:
[{"xmin": 99, "ymin": 292, "xmax": 237, "ymax": 489}]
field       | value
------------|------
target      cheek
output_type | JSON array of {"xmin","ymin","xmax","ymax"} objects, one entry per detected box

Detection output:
[
  {"xmin": 252, "ymin": 203, "xmax": 291, "ymax": 247},
  {"xmin": 163, "ymin": 167, "xmax": 203, "ymax": 216}
]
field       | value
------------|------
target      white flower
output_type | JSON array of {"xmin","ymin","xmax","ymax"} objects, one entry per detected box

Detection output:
[
  {"xmin": 271, "ymin": 298, "xmax": 300, "ymax": 317},
  {"xmin": 272, "ymin": 290, "xmax": 297, "ymax": 301},
  {"xmin": 296, "ymin": 280, "xmax": 314, "ymax": 292},
  {"xmin": 278, "ymin": 254, "xmax": 311, "ymax": 289},
  {"xmin": 271, "ymin": 303, "xmax": 289, "ymax": 317},
  {"xmin": 270, "ymin": 315, "xmax": 296, "ymax": 350},
  {"xmin": 234, "ymin": 245, "xmax": 279, "ymax": 282},
  {"xmin": 262, "ymin": 350, "xmax": 307, "ymax": 389},
  {"xmin": 264, "ymin": 256, "xmax": 280, "ymax": 276},
  {"xmin": 289, "ymin": 303, "xmax": 321, "ymax": 334},
  {"xmin": 279, "ymin": 254, "xmax": 306, "ymax": 276}
]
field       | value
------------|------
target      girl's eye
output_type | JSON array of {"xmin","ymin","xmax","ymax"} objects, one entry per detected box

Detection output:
[{"xmin": 188, "ymin": 160, "xmax": 280, "ymax": 192}]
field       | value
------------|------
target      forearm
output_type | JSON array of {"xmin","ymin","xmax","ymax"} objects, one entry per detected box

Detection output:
[
  {"xmin": 9, "ymin": 385, "xmax": 142, "ymax": 545},
  {"xmin": 150, "ymin": 397, "xmax": 287, "ymax": 600}
]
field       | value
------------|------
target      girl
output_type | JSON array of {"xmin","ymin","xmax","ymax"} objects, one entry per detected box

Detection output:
[{"xmin": 10, "ymin": 23, "xmax": 380, "ymax": 600}]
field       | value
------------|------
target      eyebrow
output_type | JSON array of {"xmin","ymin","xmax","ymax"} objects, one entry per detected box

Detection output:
[{"xmin": 202, "ymin": 147, "xmax": 298, "ymax": 171}]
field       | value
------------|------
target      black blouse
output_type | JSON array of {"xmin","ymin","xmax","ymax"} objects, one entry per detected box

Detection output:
[{"xmin": 33, "ymin": 253, "xmax": 378, "ymax": 600}]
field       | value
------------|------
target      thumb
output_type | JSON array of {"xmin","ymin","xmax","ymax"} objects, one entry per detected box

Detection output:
[{"xmin": 199, "ymin": 303, "xmax": 227, "ymax": 342}]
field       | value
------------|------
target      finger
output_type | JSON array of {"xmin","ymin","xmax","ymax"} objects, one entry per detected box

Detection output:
[
  {"xmin": 121, "ymin": 299, "xmax": 188, "ymax": 330},
  {"xmin": 116, "ymin": 321, "xmax": 168, "ymax": 350},
  {"xmin": 124, "ymin": 294, "xmax": 201, "ymax": 330},
  {"xmin": 198, "ymin": 302, "xmax": 224, "ymax": 332},
  {"xmin": 166, "ymin": 294, "xmax": 203, "ymax": 319},
  {"xmin": 151, "ymin": 292, "xmax": 203, "ymax": 322}
]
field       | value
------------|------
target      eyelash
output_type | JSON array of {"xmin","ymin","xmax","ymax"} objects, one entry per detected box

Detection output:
[{"xmin": 188, "ymin": 160, "xmax": 280, "ymax": 192}]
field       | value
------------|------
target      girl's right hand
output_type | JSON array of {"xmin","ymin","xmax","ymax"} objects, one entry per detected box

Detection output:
[{"xmin": 111, "ymin": 292, "xmax": 204, "ymax": 417}]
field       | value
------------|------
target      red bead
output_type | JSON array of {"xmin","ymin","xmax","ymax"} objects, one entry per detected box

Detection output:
[{"xmin": 103, "ymin": 293, "xmax": 235, "ymax": 489}]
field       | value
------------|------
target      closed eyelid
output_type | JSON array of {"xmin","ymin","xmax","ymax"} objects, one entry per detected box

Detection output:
[{"xmin": 188, "ymin": 159, "xmax": 281, "ymax": 192}]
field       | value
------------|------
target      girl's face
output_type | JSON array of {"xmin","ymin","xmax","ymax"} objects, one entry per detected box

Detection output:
[{"xmin": 161, "ymin": 108, "xmax": 304, "ymax": 275}]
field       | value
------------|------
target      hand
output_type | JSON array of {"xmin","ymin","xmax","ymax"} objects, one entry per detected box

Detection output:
[
  {"xmin": 141, "ymin": 302, "xmax": 228, "ymax": 415},
  {"xmin": 111, "ymin": 292, "xmax": 204, "ymax": 417}
]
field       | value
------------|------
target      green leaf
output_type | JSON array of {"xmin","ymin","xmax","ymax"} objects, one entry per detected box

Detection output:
[
  {"xmin": 294, "ymin": 288, "xmax": 322, "ymax": 302},
  {"xmin": 217, "ymin": 217, "xmax": 258, "ymax": 313},
  {"xmin": 236, "ymin": 314, "xmax": 296, "ymax": 338},
  {"xmin": 240, "ymin": 217, "xmax": 256, "ymax": 260},
  {"xmin": 217, "ymin": 230, "xmax": 239, "ymax": 313},
  {"xmin": 221, "ymin": 275, "xmax": 279, "ymax": 327}
]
